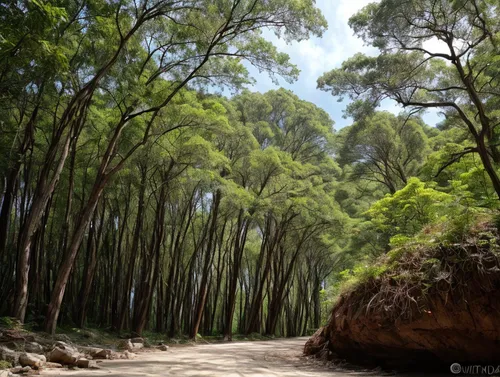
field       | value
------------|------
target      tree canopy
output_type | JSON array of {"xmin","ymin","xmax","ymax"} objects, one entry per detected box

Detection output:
[{"xmin": 1, "ymin": 0, "xmax": 500, "ymax": 342}]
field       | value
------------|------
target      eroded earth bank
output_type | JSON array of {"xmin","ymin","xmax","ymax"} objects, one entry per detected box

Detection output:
[{"xmin": 304, "ymin": 222, "xmax": 500, "ymax": 370}]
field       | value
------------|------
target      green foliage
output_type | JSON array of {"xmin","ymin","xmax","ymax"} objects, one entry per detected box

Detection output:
[
  {"xmin": 2, "ymin": 0, "xmax": 500, "ymax": 341},
  {"xmin": 366, "ymin": 178, "xmax": 453, "ymax": 237},
  {"xmin": 335, "ymin": 111, "xmax": 429, "ymax": 194},
  {"xmin": 0, "ymin": 316, "xmax": 19, "ymax": 330}
]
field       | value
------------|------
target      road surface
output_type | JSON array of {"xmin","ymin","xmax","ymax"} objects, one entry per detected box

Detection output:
[{"xmin": 40, "ymin": 337, "xmax": 376, "ymax": 377}]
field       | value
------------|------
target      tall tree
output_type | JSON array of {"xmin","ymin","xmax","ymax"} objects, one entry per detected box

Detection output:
[
  {"xmin": 318, "ymin": 0, "xmax": 500, "ymax": 198},
  {"xmin": 335, "ymin": 112, "xmax": 429, "ymax": 194}
]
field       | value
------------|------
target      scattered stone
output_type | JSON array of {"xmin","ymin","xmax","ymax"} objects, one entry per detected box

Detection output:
[
  {"xmin": 130, "ymin": 337, "xmax": 144, "ymax": 344},
  {"xmin": 0, "ymin": 346, "xmax": 19, "ymax": 367},
  {"xmin": 44, "ymin": 362, "xmax": 63, "ymax": 369},
  {"xmin": 54, "ymin": 341, "xmax": 78, "ymax": 354},
  {"xmin": 10, "ymin": 365, "xmax": 30, "ymax": 374},
  {"xmin": 117, "ymin": 339, "xmax": 133, "ymax": 352},
  {"xmin": 2, "ymin": 342, "xmax": 22, "ymax": 352},
  {"xmin": 76, "ymin": 358, "xmax": 98, "ymax": 369},
  {"xmin": 0, "ymin": 330, "xmax": 24, "ymax": 343},
  {"xmin": 122, "ymin": 351, "xmax": 135, "ymax": 360},
  {"xmin": 83, "ymin": 347, "xmax": 109, "ymax": 359},
  {"xmin": 158, "ymin": 345, "xmax": 169, "ymax": 351},
  {"xmin": 48, "ymin": 347, "xmax": 77, "ymax": 366},
  {"xmin": 131, "ymin": 343, "xmax": 143, "ymax": 350},
  {"xmin": 24, "ymin": 342, "xmax": 43, "ymax": 354},
  {"xmin": 18, "ymin": 353, "xmax": 45, "ymax": 368}
]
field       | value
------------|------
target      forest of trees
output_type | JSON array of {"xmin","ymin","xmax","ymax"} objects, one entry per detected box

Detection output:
[{"xmin": 1, "ymin": 0, "xmax": 499, "ymax": 341}]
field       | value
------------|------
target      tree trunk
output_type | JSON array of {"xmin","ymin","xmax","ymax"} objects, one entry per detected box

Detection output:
[{"xmin": 190, "ymin": 190, "xmax": 222, "ymax": 339}]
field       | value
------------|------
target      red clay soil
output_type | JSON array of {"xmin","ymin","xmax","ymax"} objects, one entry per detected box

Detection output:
[{"xmin": 305, "ymin": 243, "xmax": 500, "ymax": 369}]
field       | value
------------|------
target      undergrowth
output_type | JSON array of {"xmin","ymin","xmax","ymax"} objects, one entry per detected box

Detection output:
[{"xmin": 334, "ymin": 213, "xmax": 500, "ymax": 323}]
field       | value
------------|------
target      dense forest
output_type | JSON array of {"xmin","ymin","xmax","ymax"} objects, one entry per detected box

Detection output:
[{"xmin": 1, "ymin": 0, "xmax": 499, "ymax": 347}]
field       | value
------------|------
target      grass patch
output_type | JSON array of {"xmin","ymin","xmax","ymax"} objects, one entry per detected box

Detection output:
[
  {"xmin": 333, "ymin": 213, "xmax": 500, "ymax": 323},
  {"xmin": 0, "ymin": 317, "xmax": 21, "ymax": 330}
]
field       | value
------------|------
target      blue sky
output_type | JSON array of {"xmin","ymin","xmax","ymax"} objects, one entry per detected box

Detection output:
[{"xmin": 244, "ymin": 0, "xmax": 443, "ymax": 130}]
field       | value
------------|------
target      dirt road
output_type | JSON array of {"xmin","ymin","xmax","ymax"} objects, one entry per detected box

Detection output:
[{"xmin": 39, "ymin": 338, "xmax": 363, "ymax": 377}]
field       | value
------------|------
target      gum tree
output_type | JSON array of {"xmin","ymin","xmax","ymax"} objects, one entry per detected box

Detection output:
[{"xmin": 318, "ymin": 0, "xmax": 500, "ymax": 199}]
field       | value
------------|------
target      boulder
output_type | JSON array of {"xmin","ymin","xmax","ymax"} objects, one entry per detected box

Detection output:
[
  {"xmin": 130, "ymin": 337, "xmax": 144, "ymax": 344},
  {"xmin": 158, "ymin": 345, "xmax": 169, "ymax": 351},
  {"xmin": 83, "ymin": 347, "xmax": 109, "ymax": 359},
  {"xmin": 2, "ymin": 343, "xmax": 21, "ymax": 352},
  {"xmin": 24, "ymin": 342, "xmax": 43, "ymax": 354},
  {"xmin": 117, "ymin": 339, "xmax": 133, "ymax": 352},
  {"xmin": 48, "ymin": 347, "xmax": 77, "ymax": 366},
  {"xmin": 0, "ymin": 346, "xmax": 19, "ymax": 367},
  {"xmin": 54, "ymin": 341, "xmax": 78, "ymax": 354},
  {"xmin": 76, "ymin": 358, "xmax": 98, "ymax": 369},
  {"xmin": 131, "ymin": 343, "xmax": 143, "ymax": 350},
  {"xmin": 10, "ymin": 365, "xmax": 30, "ymax": 374},
  {"xmin": 18, "ymin": 353, "xmax": 45, "ymax": 369}
]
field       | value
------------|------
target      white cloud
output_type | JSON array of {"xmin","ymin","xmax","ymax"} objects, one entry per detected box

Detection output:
[
  {"xmin": 246, "ymin": 0, "xmax": 444, "ymax": 129},
  {"xmin": 264, "ymin": 0, "xmax": 375, "ymax": 80}
]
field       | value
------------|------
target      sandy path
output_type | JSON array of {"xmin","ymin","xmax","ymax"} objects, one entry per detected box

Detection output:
[{"xmin": 39, "ymin": 337, "xmax": 367, "ymax": 377}]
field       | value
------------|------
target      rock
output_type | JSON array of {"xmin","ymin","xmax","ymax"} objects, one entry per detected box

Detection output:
[
  {"xmin": 18, "ymin": 353, "xmax": 45, "ymax": 368},
  {"xmin": 54, "ymin": 341, "xmax": 78, "ymax": 354},
  {"xmin": 0, "ymin": 346, "xmax": 19, "ymax": 367},
  {"xmin": 0, "ymin": 371, "xmax": 8, "ymax": 377},
  {"xmin": 24, "ymin": 342, "xmax": 43, "ymax": 354},
  {"xmin": 10, "ymin": 365, "xmax": 30, "ymax": 374},
  {"xmin": 0, "ymin": 330, "xmax": 24, "ymax": 343},
  {"xmin": 76, "ymin": 358, "xmax": 98, "ymax": 369},
  {"xmin": 158, "ymin": 345, "xmax": 169, "ymax": 351},
  {"xmin": 131, "ymin": 343, "xmax": 143, "ymax": 350},
  {"xmin": 117, "ymin": 339, "xmax": 133, "ymax": 352},
  {"xmin": 83, "ymin": 347, "xmax": 109, "ymax": 359},
  {"xmin": 2, "ymin": 342, "xmax": 22, "ymax": 352},
  {"xmin": 48, "ymin": 347, "xmax": 77, "ymax": 366},
  {"xmin": 130, "ymin": 337, "xmax": 144, "ymax": 344},
  {"xmin": 122, "ymin": 351, "xmax": 135, "ymax": 360},
  {"xmin": 44, "ymin": 362, "xmax": 63, "ymax": 368}
]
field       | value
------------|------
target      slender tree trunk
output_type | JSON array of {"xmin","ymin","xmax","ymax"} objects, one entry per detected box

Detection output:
[
  {"xmin": 190, "ymin": 190, "xmax": 221, "ymax": 339},
  {"xmin": 44, "ymin": 175, "xmax": 107, "ymax": 334}
]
